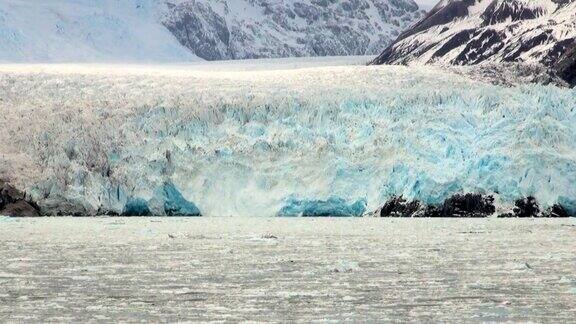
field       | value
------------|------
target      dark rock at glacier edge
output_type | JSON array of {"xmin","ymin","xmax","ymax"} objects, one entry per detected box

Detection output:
[
  {"xmin": 499, "ymin": 198, "xmax": 572, "ymax": 218},
  {"xmin": 379, "ymin": 193, "xmax": 495, "ymax": 218},
  {"xmin": 440, "ymin": 193, "xmax": 495, "ymax": 217},
  {"xmin": 380, "ymin": 196, "xmax": 421, "ymax": 217},
  {"xmin": 542, "ymin": 205, "xmax": 570, "ymax": 218},
  {"xmin": 0, "ymin": 180, "xmax": 40, "ymax": 217},
  {"xmin": 512, "ymin": 196, "xmax": 540, "ymax": 218}
]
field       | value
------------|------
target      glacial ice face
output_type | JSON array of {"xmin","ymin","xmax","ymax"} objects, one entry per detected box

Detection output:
[
  {"xmin": 161, "ymin": 182, "xmax": 202, "ymax": 216},
  {"xmin": 279, "ymin": 197, "xmax": 366, "ymax": 217},
  {"xmin": 122, "ymin": 198, "xmax": 152, "ymax": 216},
  {"xmin": 0, "ymin": 60, "xmax": 575, "ymax": 216}
]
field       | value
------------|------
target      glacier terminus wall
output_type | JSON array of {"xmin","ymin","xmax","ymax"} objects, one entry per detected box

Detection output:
[{"xmin": 0, "ymin": 60, "xmax": 575, "ymax": 216}]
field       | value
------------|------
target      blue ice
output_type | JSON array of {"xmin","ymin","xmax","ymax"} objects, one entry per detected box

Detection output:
[
  {"xmin": 162, "ymin": 182, "xmax": 202, "ymax": 216},
  {"xmin": 278, "ymin": 196, "xmax": 367, "ymax": 217},
  {"xmin": 122, "ymin": 197, "xmax": 152, "ymax": 216}
]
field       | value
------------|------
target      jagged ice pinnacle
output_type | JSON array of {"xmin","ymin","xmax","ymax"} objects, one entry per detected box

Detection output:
[{"xmin": 0, "ymin": 59, "xmax": 575, "ymax": 216}]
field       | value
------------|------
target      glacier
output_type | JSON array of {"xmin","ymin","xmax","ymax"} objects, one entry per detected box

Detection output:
[{"xmin": 0, "ymin": 58, "xmax": 575, "ymax": 216}]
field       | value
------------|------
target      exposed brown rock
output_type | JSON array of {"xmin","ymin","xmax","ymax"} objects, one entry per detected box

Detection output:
[{"xmin": 0, "ymin": 180, "xmax": 40, "ymax": 217}]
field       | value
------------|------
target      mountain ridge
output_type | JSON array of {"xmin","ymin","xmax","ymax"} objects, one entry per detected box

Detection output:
[
  {"xmin": 161, "ymin": 0, "xmax": 424, "ymax": 61},
  {"xmin": 371, "ymin": 0, "xmax": 576, "ymax": 86},
  {"xmin": 0, "ymin": 0, "xmax": 424, "ymax": 63}
]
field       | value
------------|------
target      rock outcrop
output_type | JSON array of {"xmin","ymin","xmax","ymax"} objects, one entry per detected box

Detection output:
[
  {"xmin": 379, "ymin": 193, "xmax": 495, "ymax": 218},
  {"xmin": 0, "ymin": 180, "xmax": 40, "ymax": 217}
]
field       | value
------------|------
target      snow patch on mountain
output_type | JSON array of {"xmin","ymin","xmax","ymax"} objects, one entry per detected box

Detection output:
[
  {"xmin": 0, "ymin": 0, "xmax": 425, "ymax": 63},
  {"xmin": 0, "ymin": 0, "xmax": 200, "ymax": 63},
  {"xmin": 372, "ymin": 0, "xmax": 576, "ymax": 86}
]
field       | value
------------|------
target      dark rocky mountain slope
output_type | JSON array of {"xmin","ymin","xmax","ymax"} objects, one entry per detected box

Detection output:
[
  {"xmin": 0, "ymin": 0, "xmax": 425, "ymax": 63},
  {"xmin": 162, "ymin": 0, "xmax": 425, "ymax": 60},
  {"xmin": 371, "ymin": 0, "xmax": 576, "ymax": 86}
]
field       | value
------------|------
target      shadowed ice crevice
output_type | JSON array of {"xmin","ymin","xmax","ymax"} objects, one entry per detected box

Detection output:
[
  {"xmin": 161, "ymin": 182, "xmax": 202, "ymax": 216},
  {"xmin": 122, "ymin": 197, "xmax": 152, "ymax": 216}
]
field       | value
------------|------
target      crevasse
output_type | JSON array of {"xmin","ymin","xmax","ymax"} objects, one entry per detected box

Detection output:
[{"xmin": 0, "ymin": 62, "xmax": 575, "ymax": 216}]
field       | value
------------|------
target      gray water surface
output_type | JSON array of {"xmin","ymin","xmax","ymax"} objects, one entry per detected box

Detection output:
[{"xmin": 1, "ymin": 218, "xmax": 575, "ymax": 322}]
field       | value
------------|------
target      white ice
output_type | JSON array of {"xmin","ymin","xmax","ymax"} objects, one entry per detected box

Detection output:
[
  {"xmin": 0, "ymin": 0, "xmax": 200, "ymax": 63},
  {"xmin": 0, "ymin": 57, "xmax": 575, "ymax": 216}
]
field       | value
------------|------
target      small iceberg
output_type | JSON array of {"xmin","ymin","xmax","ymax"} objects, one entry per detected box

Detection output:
[{"xmin": 278, "ymin": 197, "xmax": 366, "ymax": 217}]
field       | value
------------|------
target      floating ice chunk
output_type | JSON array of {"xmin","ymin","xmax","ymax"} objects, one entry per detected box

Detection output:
[
  {"xmin": 278, "ymin": 196, "xmax": 366, "ymax": 217},
  {"xmin": 331, "ymin": 260, "xmax": 360, "ymax": 273}
]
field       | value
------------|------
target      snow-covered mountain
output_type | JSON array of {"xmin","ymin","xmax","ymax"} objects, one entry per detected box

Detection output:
[
  {"xmin": 0, "ymin": 0, "xmax": 424, "ymax": 63},
  {"xmin": 161, "ymin": 0, "xmax": 424, "ymax": 60},
  {"xmin": 371, "ymin": 0, "xmax": 576, "ymax": 86},
  {"xmin": 0, "ymin": 0, "xmax": 200, "ymax": 63}
]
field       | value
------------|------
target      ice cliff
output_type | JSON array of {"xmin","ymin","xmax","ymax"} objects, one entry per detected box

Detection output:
[{"xmin": 0, "ymin": 59, "xmax": 575, "ymax": 216}]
